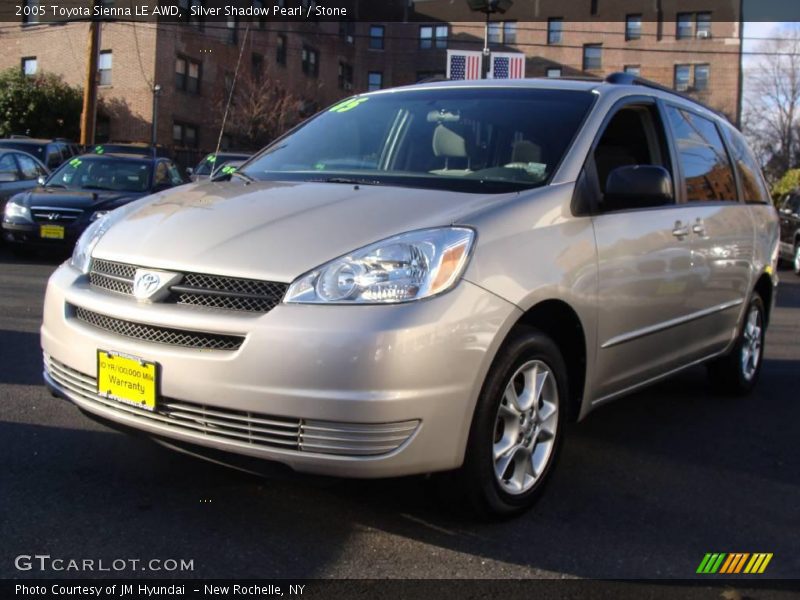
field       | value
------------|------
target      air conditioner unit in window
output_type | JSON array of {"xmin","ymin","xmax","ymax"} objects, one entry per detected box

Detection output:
[
  {"xmin": 696, "ymin": 30, "xmax": 711, "ymax": 39},
  {"xmin": 344, "ymin": 82, "xmax": 353, "ymax": 91},
  {"xmin": 346, "ymin": 35, "xmax": 354, "ymax": 44}
]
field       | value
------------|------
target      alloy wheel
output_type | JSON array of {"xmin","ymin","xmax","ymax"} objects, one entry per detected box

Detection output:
[{"xmin": 492, "ymin": 360, "xmax": 559, "ymax": 495}]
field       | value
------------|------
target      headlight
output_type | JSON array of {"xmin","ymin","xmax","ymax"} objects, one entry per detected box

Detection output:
[
  {"xmin": 3, "ymin": 201, "xmax": 32, "ymax": 222},
  {"xmin": 285, "ymin": 227, "xmax": 475, "ymax": 304},
  {"xmin": 69, "ymin": 202, "xmax": 139, "ymax": 274},
  {"xmin": 69, "ymin": 215, "xmax": 107, "ymax": 274}
]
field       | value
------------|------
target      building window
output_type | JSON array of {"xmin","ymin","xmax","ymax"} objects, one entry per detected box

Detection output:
[
  {"xmin": 624, "ymin": 65, "xmax": 641, "ymax": 76},
  {"xmin": 694, "ymin": 64, "xmax": 710, "ymax": 90},
  {"xmin": 368, "ymin": 71, "xmax": 383, "ymax": 91},
  {"xmin": 276, "ymin": 34, "xmax": 287, "ymax": 65},
  {"xmin": 674, "ymin": 64, "xmax": 691, "ymax": 91},
  {"xmin": 175, "ymin": 56, "xmax": 201, "ymax": 94},
  {"xmin": 546, "ymin": 67, "xmax": 561, "ymax": 78},
  {"xmin": 369, "ymin": 25, "xmax": 384, "ymax": 50},
  {"xmin": 253, "ymin": 0, "xmax": 267, "ymax": 29},
  {"xmin": 251, "ymin": 52, "xmax": 263, "ymax": 81},
  {"xmin": 339, "ymin": 20, "xmax": 354, "ymax": 44},
  {"xmin": 625, "ymin": 14, "xmax": 642, "ymax": 40},
  {"xmin": 696, "ymin": 13, "xmax": 712, "ymax": 38},
  {"xmin": 675, "ymin": 64, "xmax": 710, "ymax": 92},
  {"xmin": 590, "ymin": 0, "xmax": 598, "ymax": 16},
  {"xmin": 420, "ymin": 25, "xmax": 448, "ymax": 49},
  {"xmin": 503, "ymin": 21, "xmax": 517, "ymax": 44},
  {"xmin": 172, "ymin": 122, "xmax": 198, "ymax": 148},
  {"xmin": 22, "ymin": 0, "xmax": 40, "ymax": 24},
  {"xmin": 302, "ymin": 46, "xmax": 319, "ymax": 77},
  {"xmin": 677, "ymin": 12, "xmax": 712, "ymax": 39},
  {"xmin": 583, "ymin": 44, "xmax": 602, "ymax": 71},
  {"xmin": 487, "ymin": 22, "xmax": 502, "ymax": 44},
  {"xmin": 98, "ymin": 50, "xmax": 112, "ymax": 86},
  {"xmin": 338, "ymin": 61, "xmax": 353, "ymax": 90},
  {"xmin": 21, "ymin": 56, "xmax": 37, "ymax": 76},
  {"xmin": 226, "ymin": 17, "xmax": 238, "ymax": 44},
  {"xmin": 547, "ymin": 18, "xmax": 563, "ymax": 44}
]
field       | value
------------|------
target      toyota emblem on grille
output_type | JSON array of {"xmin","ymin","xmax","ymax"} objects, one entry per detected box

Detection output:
[{"xmin": 132, "ymin": 269, "xmax": 179, "ymax": 302}]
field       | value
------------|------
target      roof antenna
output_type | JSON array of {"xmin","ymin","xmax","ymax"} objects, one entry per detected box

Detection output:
[{"xmin": 214, "ymin": 22, "xmax": 251, "ymax": 159}]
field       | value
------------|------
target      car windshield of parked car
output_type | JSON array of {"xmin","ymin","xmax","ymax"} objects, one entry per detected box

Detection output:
[
  {"xmin": 241, "ymin": 88, "xmax": 595, "ymax": 194},
  {"xmin": 47, "ymin": 157, "xmax": 152, "ymax": 193}
]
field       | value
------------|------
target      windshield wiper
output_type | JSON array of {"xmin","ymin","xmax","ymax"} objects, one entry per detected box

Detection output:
[
  {"xmin": 320, "ymin": 177, "xmax": 382, "ymax": 186},
  {"xmin": 231, "ymin": 171, "xmax": 254, "ymax": 184},
  {"xmin": 81, "ymin": 185, "xmax": 115, "ymax": 191}
]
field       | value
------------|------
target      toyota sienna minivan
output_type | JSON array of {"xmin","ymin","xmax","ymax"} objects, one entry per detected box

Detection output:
[{"xmin": 41, "ymin": 74, "xmax": 779, "ymax": 516}]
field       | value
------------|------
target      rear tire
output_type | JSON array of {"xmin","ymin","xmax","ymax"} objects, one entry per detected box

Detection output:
[
  {"xmin": 707, "ymin": 293, "xmax": 766, "ymax": 395},
  {"xmin": 443, "ymin": 327, "xmax": 568, "ymax": 518}
]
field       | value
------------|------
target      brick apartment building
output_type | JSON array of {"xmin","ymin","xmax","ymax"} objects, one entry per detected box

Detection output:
[{"xmin": 0, "ymin": 0, "xmax": 742, "ymax": 165}]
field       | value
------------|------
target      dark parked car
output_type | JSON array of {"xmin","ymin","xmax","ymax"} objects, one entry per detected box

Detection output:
[
  {"xmin": 777, "ymin": 192, "xmax": 800, "ymax": 275},
  {"xmin": 0, "ymin": 138, "xmax": 74, "ymax": 171},
  {"xmin": 189, "ymin": 152, "xmax": 251, "ymax": 181},
  {"xmin": 2, "ymin": 153, "xmax": 184, "ymax": 251},
  {"xmin": 0, "ymin": 150, "xmax": 49, "ymax": 209}
]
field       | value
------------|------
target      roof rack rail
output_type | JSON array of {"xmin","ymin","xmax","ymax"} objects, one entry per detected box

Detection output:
[{"xmin": 604, "ymin": 72, "xmax": 728, "ymax": 121}]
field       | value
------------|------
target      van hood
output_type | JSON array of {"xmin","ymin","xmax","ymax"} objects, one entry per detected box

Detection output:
[{"xmin": 93, "ymin": 179, "xmax": 518, "ymax": 282}]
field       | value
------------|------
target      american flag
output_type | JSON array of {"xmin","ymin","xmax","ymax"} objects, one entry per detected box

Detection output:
[
  {"xmin": 491, "ymin": 53, "xmax": 526, "ymax": 79},
  {"xmin": 447, "ymin": 50, "xmax": 482, "ymax": 80}
]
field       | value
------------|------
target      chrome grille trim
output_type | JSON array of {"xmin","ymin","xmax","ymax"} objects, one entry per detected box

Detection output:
[
  {"xmin": 31, "ymin": 206, "xmax": 83, "ymax": 223},
  {"xmin": 71, "ymin": 305, "xmax": 245, "ymax": 351},
  {"xmin": 45, "ymin": 355, "xmax": 419, "ymax": 457},
  {"xmin": 88, "ymin": 259, "xmax": 287, "ymax": 313}
]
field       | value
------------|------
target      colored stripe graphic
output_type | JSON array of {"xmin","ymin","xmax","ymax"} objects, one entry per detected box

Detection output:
[{"xmin": 698, "ymin": 553, "xmax": 772, "ymax": 574}]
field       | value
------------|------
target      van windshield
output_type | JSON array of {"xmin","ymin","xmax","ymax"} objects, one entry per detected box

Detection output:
[{"xmin": 241, "ymin": 87, "xmax": 595, "ymax": 194}]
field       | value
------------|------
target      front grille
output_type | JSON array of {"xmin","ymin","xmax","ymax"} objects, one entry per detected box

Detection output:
[
  {"xmin": 31, "ymin": 206, "xmax": 84, "ymax": 224},
  {"xmin": 72, "ymin": 305, "xmax": 245, "ymax": 351},
  {"xmin": 45, "ymin": 355, "xmax": 419, "ymax": 457},
  {"xmin": 88, "ymin": 259, "xmax": 287, "ymax": 313}
]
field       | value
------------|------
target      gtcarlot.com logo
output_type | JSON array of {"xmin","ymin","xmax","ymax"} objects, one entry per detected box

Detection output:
[
  {"xmin": 14, "ymin": 554, "xmax": 194, "ymax": 573},
  {"xmin": 697, "ymin": 553, "xmax": 773, "ymax": 574}
]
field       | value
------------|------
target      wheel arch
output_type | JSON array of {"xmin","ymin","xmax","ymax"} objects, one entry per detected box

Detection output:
[{"xmin": 513, "ymin": 299, "xmax": 587, "ymax": 422}]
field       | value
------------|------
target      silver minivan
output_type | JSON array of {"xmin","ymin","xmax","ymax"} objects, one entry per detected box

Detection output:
[{"xmin": 41, "ymin": 74, "xmax": 779, "ymax": 516}]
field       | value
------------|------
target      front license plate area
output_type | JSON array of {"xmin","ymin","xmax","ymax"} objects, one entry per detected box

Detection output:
[
  {"xmin": 97, "ymin": 350, "xmax": 158, "ymax": 411},
  {"xmin": 40, "ymin": 225, "xmax": 65, "ymax": 239}
]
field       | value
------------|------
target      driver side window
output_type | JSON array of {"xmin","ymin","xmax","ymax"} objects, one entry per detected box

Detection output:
[{"xmin": 593, "ymin": 104, "xmax": 671, "ymax": 196}]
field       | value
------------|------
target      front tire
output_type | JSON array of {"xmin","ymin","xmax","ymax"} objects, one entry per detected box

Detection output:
[
  {"xmin": 707, "ymin": 293, "xmax": 766, "ymax": 395},
  {"xmin": 448, "ymin": 327, "xmax": 568, "ymax": 518}
]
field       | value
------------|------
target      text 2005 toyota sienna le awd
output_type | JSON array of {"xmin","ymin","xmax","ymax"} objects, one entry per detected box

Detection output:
[{"xmin": 41, "ymin": 75, "xmax": 779, "ymax": 516}]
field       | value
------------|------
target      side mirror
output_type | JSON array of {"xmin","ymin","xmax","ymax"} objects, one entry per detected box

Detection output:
[
  {"xmin": 603, "ymin": 165, "xmax": 673, "ymax": 212},
  {"xmin": 0, "ymin": 171, "xmax": 19, "ymax": 183},
  {"xmin": 37, "ymin": 176, "xmax": 46, "ymax": 186}
]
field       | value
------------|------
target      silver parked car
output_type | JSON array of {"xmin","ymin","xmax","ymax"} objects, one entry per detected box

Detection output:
[{"xmin": 41, "ymin": 75, "xmax": 779, "ymax": 516}]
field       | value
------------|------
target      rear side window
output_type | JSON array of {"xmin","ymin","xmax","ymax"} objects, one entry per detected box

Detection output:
[
  {"xmin": 665, "ymin": 106, "xmax": 737, "ymax": 202},
  {"xmin": 724, "ymin": 128, "xmax": 770, "ymax": 204},
  {"xmin": 15, "ymin": 153, "xmax": 44, "ymax": 179}
]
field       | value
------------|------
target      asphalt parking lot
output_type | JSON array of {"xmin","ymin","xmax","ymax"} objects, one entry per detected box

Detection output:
[{"xmin": 1, "ymin": 246, "xmax": 798, "ymax": 581}]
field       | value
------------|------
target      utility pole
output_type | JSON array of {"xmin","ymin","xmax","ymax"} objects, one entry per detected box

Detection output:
[{"xmin": 80, "ymin": 0, "xmax": 102, "ymax": 146}]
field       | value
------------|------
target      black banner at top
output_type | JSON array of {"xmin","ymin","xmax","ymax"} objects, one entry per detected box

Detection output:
[{"xmin": 2, "ymin": 0, "xmax": 800, "ymax": 24}]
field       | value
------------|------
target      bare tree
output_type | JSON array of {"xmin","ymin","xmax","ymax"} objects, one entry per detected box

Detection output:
[
  {"xmin": 743, "ymin": 27, "xmax": 800, "ymax": 184},
  {"xmin": 215, "ymin": 71, "xmax": 303, "ymax": 150}
]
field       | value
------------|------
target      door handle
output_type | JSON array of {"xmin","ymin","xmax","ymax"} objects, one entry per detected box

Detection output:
[
  {"xmin": 692, "ymin": 218, "xmax": 706, "ymax": 236},
  {"xmin": 672, "ymin": 221, "xmax": 689, "ymax": 239}
]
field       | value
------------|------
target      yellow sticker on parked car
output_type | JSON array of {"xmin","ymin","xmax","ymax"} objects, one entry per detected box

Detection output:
[
  {"xmin": 40, "ymin": 225, "xmax": 65, "ymax": 239},
  {"xmin": 97, "ymin": 350, "xmax": 157, "ymax": 411}
]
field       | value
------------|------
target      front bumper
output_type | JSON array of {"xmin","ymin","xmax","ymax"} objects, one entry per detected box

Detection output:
[
  {"xmin": 2, "ymin": 220, "xmax": 82, "ymax": 248},
  {"xmin": 41, "ymin": 263, "xmax": 520, "ymax": 477}
]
